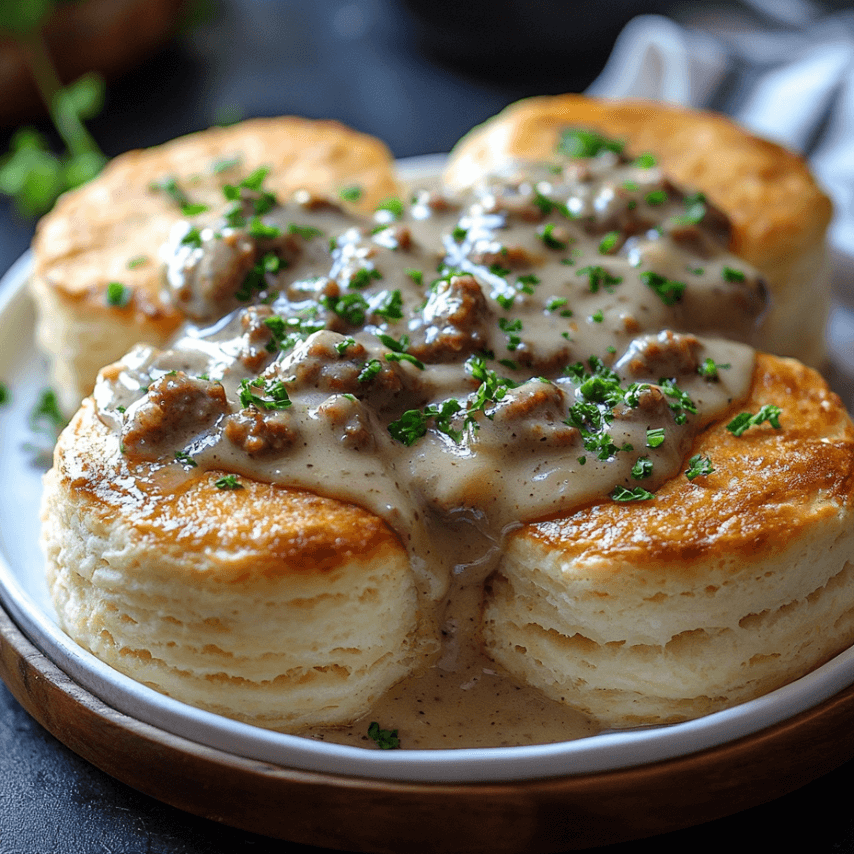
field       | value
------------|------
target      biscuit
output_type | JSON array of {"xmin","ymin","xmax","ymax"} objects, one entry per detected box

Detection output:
[
  {"xmin": 484, "ymin": 354, "xmax": 854, "ymax": 726},
  {"xmin": 41, "ymin": 397, "xmax": 423, "ymax": 731},
  {"xmin": 444, "ymin": 94, "xmax": 833, "ymax": 366},
  {"xmin": 30, "ymin": 117, "xmax": 401, "ymax": 414}
]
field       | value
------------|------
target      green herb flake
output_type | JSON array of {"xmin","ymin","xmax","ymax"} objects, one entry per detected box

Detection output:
[
  {"xmin": 335, "ymin": 336, "xmax": 357, "ymax": 355},
  {"xmin": 698, "ymin": 358, "xmax": 730, "ymax": 380},
  {"xmin": 339, "ymin": 185, "xmax": 363, "ymax": 202},
  {"xmin": 385, "ymin": 352, "xmax": 425, "ymax": 370},
  {"xmin": 726, "ymin": 405, "xmax": 782, "ymax": 437},
  {"xmin": 611, "ymin": 485, "xmax": 655, "ymax": 502},
  {"xmin": 106, "ymin": 281, "xmax": 132, "ymax": 308},
  {"xmin": 0, "ymin": 383, "xmax": 8, "ymax": 405},
  {"xmin": 181, "ymin": 202, "xmax": 209, "ymax": 217},
  {"xmin": 640, "ymin": 271, "xmax": 686, "ymax": 306},
  {"xmin": 375, "ymin": 197, "xmax": 404, "ymax": 219},
  {"xmin": 598, "ymin": 231, "xmax": 620, "ymax": 255},
  {"xmin": 180, "ymin": 226, "xmax": 203, "ymax": 248},
  {"xmin": 239, "ymin": 378, "xmax": 292, "ymax": 410},
  {"xmin": 685, "ymin": 454, "xmax": 715, "ymax": 480},
  {"xmin": 388, "ymin": 409, "xmax": 429, "ymax": 446},
  {"xmin": 578, "ymin": 265, "xmax": 622, "ymax": 293},
  {"xmin": 126, "ymin": 255, "xmax": 148, "ymax": 269},
  {"xmin": 367, "ymin": 721, "xmax": 400, "ymax": 749},
  {"xmin": 248, "ymin": 218, "xmax": 282, "ymax": 239},
  {"xmin": 675, "ymin": 192, "xmax": 707, "ymax": 225},
  {"xmin": 646, "ymin": 427, "xmax": 666, "ymax": 448},
  {"xmin": 358, "ymin": 359, "xmax": 383, "ymax": 383},
  {"xmin": 452, "ymin": 225, "xmax": 468, "ymax": 243},
  {"xmin": 634, "ymin": 152, "xmax": 657, "ymax": 168},
  {"xmin": 590, "ymin": 310, "xmax": 604, "ymax": 323},
  {"xmin": 214, "ymin": 474, "xmax": 243, "ymax": 490},
  {"xmin": 287, "ymin": 223, "xmax": 323, "ymax": 240},
  {"xmin": 722, "ymin": 266, "xmax": 746, "ymax": 283},
  {"xmin": 539, "ymin": 222, "xmax": 567, "ymax": 250},
  {"xmin": 632, "ymin": 457, "xmax": 653, "ymax": 480},
  {"xmin": 405, "ymin": 268, "xmax": 423, "ymax": 286},
  {"xmin": 645, "ymin": 189, "xmax": 668, "ymax": 206},
  {"xmin": 557, "ymin": 129, "xmax": 625, "ymax": 158},
  {"xmin": 175, "ymin": 450, "xmax": 197, "ymax": 468},
  {"xmin": 374, "ymin": 290, "xmax": 405, "ymax": 321},
  {"xmin": 349, "ymin": 267, "xmax": 382, "ymax": 289}
]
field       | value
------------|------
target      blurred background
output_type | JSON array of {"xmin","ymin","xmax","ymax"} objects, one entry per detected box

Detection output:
[{"xmin": 5, "ymin": 1, "xmax": 854, "ymax": 852}]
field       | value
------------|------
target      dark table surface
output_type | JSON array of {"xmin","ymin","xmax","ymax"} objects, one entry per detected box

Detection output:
[{"xmin": 3, "ymin": 1, "xmax": 854, "ymax": 851}]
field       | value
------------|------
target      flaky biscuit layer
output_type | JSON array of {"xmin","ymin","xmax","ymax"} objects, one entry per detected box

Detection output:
[
  {"xmin": 41, "ymin": 399, "xmax": 423, "ymax": 730},
  {"xmin": 485, "ymin": 354, "xmax": 854, "ymax": 725}
]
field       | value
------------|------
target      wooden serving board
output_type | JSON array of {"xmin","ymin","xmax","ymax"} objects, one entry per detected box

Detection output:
[{"xmin": 2, "ymin": 599, "xmax": 853, "ymax": 853}]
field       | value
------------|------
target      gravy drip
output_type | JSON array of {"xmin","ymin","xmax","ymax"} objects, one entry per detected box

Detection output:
[{"xmin": 93, "ymin": 148, "xmax": 763, "ymax": 747}]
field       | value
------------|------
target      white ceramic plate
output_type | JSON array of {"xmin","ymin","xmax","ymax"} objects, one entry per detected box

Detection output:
[{"xmin": 3, "ymin": 159, "xmax": 854, "ymax": 784}]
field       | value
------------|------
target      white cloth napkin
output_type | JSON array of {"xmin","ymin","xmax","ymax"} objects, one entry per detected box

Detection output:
[{"xmin": 586, "ymin": 2, "xmax": 854, "ymax": 252}]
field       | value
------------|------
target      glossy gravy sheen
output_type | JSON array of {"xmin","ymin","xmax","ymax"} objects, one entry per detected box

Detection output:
[{"xmin": 93, "ymin": 145, "xmax": 764, "ymax": 748}]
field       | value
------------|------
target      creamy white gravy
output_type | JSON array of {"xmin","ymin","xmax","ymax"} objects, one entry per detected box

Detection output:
[{"xmin": 94, "ymin": 142, "xmax": 762, "ymax": 748}]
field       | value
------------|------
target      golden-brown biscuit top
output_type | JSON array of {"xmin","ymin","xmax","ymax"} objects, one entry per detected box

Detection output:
[
  {"xmin": 444, "ymin": 94, "xmax": 832, "ymax": 273},
  {"xmin": 33, "ymin": 117, "xmax": 401, "ymax": 316},
  {"xmin": 54, "ymin": 399, "xmax": 405, "ymax": 582},
  {"xmin": 519, "ymin": 353, "xmax": 854, "ymax": 573}
]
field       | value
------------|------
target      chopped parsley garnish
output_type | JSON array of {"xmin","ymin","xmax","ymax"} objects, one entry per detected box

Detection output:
[
  {"xmin": 106, "ymin": 281, "xmax": 132, "ymax": 307},
  {"xmin": 532, "ymin": 190, "xmax": 571, "ymax": 219},
  {"xmin": 322, "ymin": 292, "xmax": 369, "ymax": 326},
  {"xmin": 374, "ymin": 290, "xmax": 404, "ymax": 321},
  {"xmin": 248, "ymin": 218, "xmax": 282, "ymax": 239},
  {"xmin": 557, "ymin": 128, "xmax": 625, "ymax": 158},
  {"xmin": 339, "ymin": 185, "xmax": 363, "ymax": 202},
  {"xmin": 0, "ymin": 383, "xmax": 8, "ymax": 405},
  {"xmin": 235, "ymin": 252, "xmax": 282, "ymax": 301},
  {"xmin": 214, "ymin": 474, "xmax": 243, "ymax": 490},
  {"xmin": 377, "ymin": 332, "xmax": 409, "ymax": 352},
  {"xmin": 358, "ymin": 359, "xmax": 383, "ymax": 383},
  {"xmin": 385, "ymin": 351, "xmax": 425, "ymax": 370},
  {"xmin": 646, "ymin": 427, "xmax": 666, "ymax": 448},
  {"xmin": 287, "ymin": 223, "xmax": 323, "ymax": 240},
  {"xmin": 405, "ymin": 268, "xmax": 423, "ymax": 286},
  {"xmin": 685, "ymin": 454, "xmax": 715, "ymax": 480},
  {"xmin": 539, "ymin": 222, "xmax": 567, "ymax": 249},
  {"xmin": 698, "ymin": 358, "xmax": 730, "ymax": 380},
  {"xmin": 239, "ymin": 378, "xmax": 292, "ymax": 410},
  {"xmin": 263, "ymin": 311, "xmax": 325, "ymax": 353},
  {"xmin": 659, "ymin": 378, "xmax": 697, "ymax": 424},
  {"xmin": 516, "ymin": 273, "xmax": 540, "ymax": 293},
  {"xmin": 335, "ymin": 336, "xmax": 357, "ymax": 355},
  {"xmin": 175, "ymin": 450, "xmax": 197, "ymax": 468},
  {"xmin": 498, "ymin": 316, "xmax": 523, "ymax": 351},
  {"xmin": 675, "ymin": 192, "xmax": 707, "ymax": 225},
  {"xmin": 611, "ymin": 485, "xmax": 654, "ymax": 502},
  {"xmin": 722, "ymin": 266, "xmax": 746, "ymax": 282},
  {"xmin": 451, "ymin": 225, "xmax": 468, "ymax": 242},
  {"xmin": 598, "ymin": 231, "xmax": 620, "ymax": 254},
  {"xmin": 180, "ymin": 226, "xmax": 203, "ymax": 248},
  {"xmin": 640, "ymin": 271, "xmax": 686, "ymax": 306},
  {"xmin": 726, "ymin": 405, "xmax": 782, "ymax": 437},
  {"xmin": 634, "ymin": 152, "xmax": 657, "ymax": 168},
  {"xmin": 546, "ymin": 297, "xmax": 572, "ymax": 317},
  {"xmin": 467, "ymin": 356, "xmax": 517, "ymax": 420},
  {"xmin": 349, "ymin": 267, "xmax": 382, "ymax": 289},
  {"xmin": 578, "ymin": 265, "xmax": 622, "ymax": 293},
  {"xmin": 367, "ymin": 721, "xmax": 400, "ymax": 749},
  {"xmin": 388, "ymin": 409, "xmax": 429, "ymax": 445},
  {"xmin": 375, "ymin": 197, "xmax": 404, "ymax": 218},
  {"xmin": 632, "ymin": 457, "xmax": 653, "ymax": 479},
  {"xmin": 181, "ymin": 202, "xmax": 209, "ymax": 217},
  {"xmin": 645, "ymin": 189, "xmax": 668, "ymax": 206},
  {"xmin": 126, "ymin": 255, "xmax": 148, "ymax": 269},
  {"xmin": 496, "ymin": 293, "xmax": 515, "ymax": 311},
  {"xmin": 590, "ymin": 310, "xmax": 604, "ymax": 323}
]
